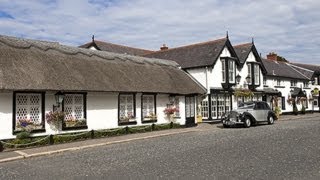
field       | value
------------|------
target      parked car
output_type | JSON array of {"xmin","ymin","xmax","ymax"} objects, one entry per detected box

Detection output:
[{"xmin": 222, "ymin": 101, "xmax": 277, "ymax": 128}]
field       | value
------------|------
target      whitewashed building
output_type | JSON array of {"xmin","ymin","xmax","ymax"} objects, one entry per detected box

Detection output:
[{"xmin": 0, "ymin": 35, "xmax": 205, "ymax": 140}]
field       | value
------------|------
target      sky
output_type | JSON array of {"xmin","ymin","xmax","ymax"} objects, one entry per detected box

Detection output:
[{"xmin": 0, "ymin": 0, "xmax": 320, "ymax": 64}]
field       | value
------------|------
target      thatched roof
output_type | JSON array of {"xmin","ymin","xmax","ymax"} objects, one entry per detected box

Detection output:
[
  {"xmin": 143, "ymin": 37, "xmax": 239, "ymax": 69},
  {"xmin": 0, "ymin": 35, "xmax": 205, "ymax": 95},
  {"xmin": 79, "ymin": 40, "xmax": 153, "ymax": 56}
]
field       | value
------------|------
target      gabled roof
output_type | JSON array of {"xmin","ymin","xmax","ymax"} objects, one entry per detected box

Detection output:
[
  {"xmin": 143, "ymin": 37, "xmax": 239, "ymax": 69},
  {"xmin": 261, "ymin": 58, "xmax": 309, "ymax": 80},
  {"xmin": 234, "ymin": 42, "xmax": 266, "ymax": 74},
  {"xmin": 0, "ymin": 35, "xmax": 205, "ymax": 95},
  {"xmin": 234, "ymin": 43, "xmax": 253, "ymax": 64},
  {"xmin": 79, "ymin": 40, "xmax": 153, "ymax": 56}
]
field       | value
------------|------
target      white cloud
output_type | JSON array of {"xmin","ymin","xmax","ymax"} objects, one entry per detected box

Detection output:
[{"xmin": 0, "ymin": 0, "xmax": 320, "ymax": 64}]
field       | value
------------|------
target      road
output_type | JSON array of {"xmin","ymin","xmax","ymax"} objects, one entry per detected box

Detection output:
[{"xmin": 0, "ymin": 117, "xmax": 320, "ymax": 179}]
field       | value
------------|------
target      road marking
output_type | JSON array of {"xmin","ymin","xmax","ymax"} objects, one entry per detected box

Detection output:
[{"xmin": 14, "ymin": 151, "xmax": 30, "ymax": 157}]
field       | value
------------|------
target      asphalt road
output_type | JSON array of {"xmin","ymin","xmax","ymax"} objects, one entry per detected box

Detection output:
[{"xmin": 1, "ymin": 117, "xmax": 320, "ymax": 180}]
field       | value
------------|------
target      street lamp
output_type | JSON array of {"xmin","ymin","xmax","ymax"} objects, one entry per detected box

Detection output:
[
  {"xmin": 236, "ymin": 74, "xmax": 241, "ymax": 84},
  {"xmin": 53, "ymin": 91, "xmax": 65, "ymax": 111}
]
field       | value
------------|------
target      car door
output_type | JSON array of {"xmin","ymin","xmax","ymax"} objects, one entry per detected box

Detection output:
[{"xmin": 254, "ymin": 102, "xmax": 265, "ymax": 122}]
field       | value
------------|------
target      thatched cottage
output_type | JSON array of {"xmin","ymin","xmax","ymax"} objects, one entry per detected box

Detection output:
[{"xmin": 0, "ymin": 35, "xmax": 205, "ymax": 140}]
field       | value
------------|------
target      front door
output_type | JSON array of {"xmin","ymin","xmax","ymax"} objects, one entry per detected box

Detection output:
[{"xmin": 185, "ymin": 96, "xmax": 195, "ymax": 126}]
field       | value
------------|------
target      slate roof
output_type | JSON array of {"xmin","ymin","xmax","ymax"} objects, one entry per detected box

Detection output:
[
  {"xmin": 234, "ymin": 43, "xmax": 252, "ymax": 64},
  {"xmin": 287, "ymin": 64, "xmax": 314, "ymax": 79},
  {"xmin": 79, "ymin": 40, "xmax": 153, "ymax": 56},
  {"xmin": 0, "ymin": 35, "xmax": 205, "ymax": 95},
  {"xmin": 290, "ymin": 62, "xmax": 320, "ymax": 74},
  {"xmin": 143, "ymin": 37, "xmax": 238, "ymax": 69},
  {"xmin": 261, "ymin": 58, "xmax": 309, "ymax": 80}
]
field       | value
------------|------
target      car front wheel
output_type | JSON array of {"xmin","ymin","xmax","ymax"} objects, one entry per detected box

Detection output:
[
  {"xmin": 267, "ymin": 115, "xmax": 274, "ymax": 125},
  {"xmin": 243, "ymin": 117, "xmax": 251, "ymax": 128}
]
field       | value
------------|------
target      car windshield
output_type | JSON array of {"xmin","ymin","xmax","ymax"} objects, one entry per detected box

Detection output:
[{"xmin": 238, "ymin": 102, "xmax": 255, "ymax": 109}]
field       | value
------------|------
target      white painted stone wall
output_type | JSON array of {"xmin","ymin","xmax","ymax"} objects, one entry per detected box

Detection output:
[{"xmin": 0, "ymin": 92, "xmax": 190, "ymax": 140}]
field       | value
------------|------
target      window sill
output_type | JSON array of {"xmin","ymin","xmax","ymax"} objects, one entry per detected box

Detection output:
[
  {"xmin": 303, "ymin": 87, "xmax": 311, "ymax": 89},
  {"xmin": 142, "ymin": 119, "xmax": 157, "ymax": 123},
  {"xmin": 62, "ymin": 125, "xmax": 88, "ymax": 131},
  {"xmin": 290, "ymin": 86, "xmax": 298, "ymax": 88},
  {"xmin": 118, "ymin": 121, "xmax": 137, "ymax": 126},
  {"xmin": 173, "ymin": 116, "xmax": 181, "ymax": 119},
  {"xmin": 274, "ymin": 86, "xmax": 285, "ymax": 88},
  {"xmin": 263, "ymin": 85, "xmax": 268, "ymax": 87},
  {"xmin": 13, "ymin": 128, "xmax": 46, "ymax": 135}
]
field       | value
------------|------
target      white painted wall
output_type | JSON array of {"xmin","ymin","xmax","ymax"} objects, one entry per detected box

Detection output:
[{"xmin": 0, "ymin": 92, "xmax": 189, "ymax": 140}]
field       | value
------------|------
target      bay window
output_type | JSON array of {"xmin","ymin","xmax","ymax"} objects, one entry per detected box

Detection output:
[
  {"xmin": 228, "ymin": 60, "xmax": 235, "ymax": 83},
  {"xmin": 221, "ymin": 59, "xmax": 226, "ymax": 82},
  {"xmin": 254, "ymin": 64, "xmax": 260, "ymax": 85}
]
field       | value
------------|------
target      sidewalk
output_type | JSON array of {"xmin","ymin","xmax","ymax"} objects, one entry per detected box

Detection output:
[{"xmin": 0, "ymin": 113, "xmax": 317, "ymax": 163}]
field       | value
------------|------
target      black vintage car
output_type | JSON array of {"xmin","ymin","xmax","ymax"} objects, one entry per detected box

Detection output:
[{"xmin": 222, "ymin": 101, "xmax": 277, "ymax": 128}]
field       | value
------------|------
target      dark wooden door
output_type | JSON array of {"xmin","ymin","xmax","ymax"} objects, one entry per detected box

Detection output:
[{"xmin": 185, "ymin": 96, "xmax": 195, "ymax": 127}]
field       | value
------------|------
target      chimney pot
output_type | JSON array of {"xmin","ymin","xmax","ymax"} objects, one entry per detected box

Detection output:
[{"xmin": 160, "ymin": 44, "xmax": 168, "ymax": 51}]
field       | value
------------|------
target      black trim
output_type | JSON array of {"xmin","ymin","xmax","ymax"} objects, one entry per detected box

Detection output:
[
  {"xmin": 221, "ymin": 57, "xmax": 236, "ymax": 90},
  {"xmin": 247, "ymin": 62, "xmax": 261, "ymax": 90},
  {"xmin": 281, "ymin": 97, "xmax": 286, "ymax": 110},
  {"xmin": 118, "ymin": 93, "xmax": 137, "ymax": 125},
  {"xmin": 208, "ymin": 94, "xmax": 212, "ymax": 120},
  {"xmin": 274, "ymin": 86, "xmax": 285, "ymax": 88},
  {"xmin": 61, "ymin": 92, "xmax": 88, "ymax": 131},
  {"xmin": 12, "ymin": 91, "xmax": 46, "ymax": 134},
  {"xmin": 141, "ymin": 93, "xmax": 157, "ymax": 123}
]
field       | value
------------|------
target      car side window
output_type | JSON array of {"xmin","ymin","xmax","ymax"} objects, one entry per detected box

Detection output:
[
  {"xmin": 255, "ymin": 102, "xmax": 262, "ymax": 110},
  {"xmin": 264, "ymin": 103, "xmax": 271, "ymax": 110}
]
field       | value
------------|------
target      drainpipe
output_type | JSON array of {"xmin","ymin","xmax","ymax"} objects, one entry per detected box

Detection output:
[{"xmin": 205, "ymin": 67, "xmax": 208, "ymax": 94}]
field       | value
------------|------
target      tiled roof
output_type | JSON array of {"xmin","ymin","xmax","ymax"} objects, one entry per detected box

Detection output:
[
  {"xmin": 79, "ymin": 40, "xmax": 153, "ymax": 56},
  {"xmin": 261, "ymin": 58, "xmax": 309, "ymax": 80},
  {"xmin": 143, "ymin": 37, "xmax": 238, "ymax": 69},
  {"xmin": 288, "ymin": 64, "xmax": 314, "ymax": 79}
]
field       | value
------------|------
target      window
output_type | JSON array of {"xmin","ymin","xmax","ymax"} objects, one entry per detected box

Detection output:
[
  {"xmin": 276, "ymin": 79, "xmax": 281, "ymax": 86},
  {"xmin": 247, "ymin": 64, "xmax": 252, "ymax": 84},
  {"xmin": 225, "ymin": 95, "xmax": 231, "ymax": 113},
  {"xmin": 217, "ymin": 95, "xmax": 225, "ymax": 117},
  {"xmin": 201, "ymin": 97, "xmax": 209, "ymax": 119},
  {"xmin": 221, "ymin": 59, "xmax": 225, "ymax": 82},
  {"xmin": 315, "ymin": 77, "xmax": 318, "ymax": 85},
  {"xmin": 119, "ymin": 94, "xmax": 136, "ymax": 124},
  {"xmin": 63, "ymin": 93, "xmax": 87, "ymax": 128},
  {"xmin": 303, "ymin": 82, "xmax": 309, "ymax": 88},
  {"xmin": 142, "ymin": 94, "xmax": 156, "ymax": 122},
  {"xmin": 254, "ymin": 64, "xmax": 260, "ymax": 85},
  {"xmin": 14, "ymin": 93, "xmax": 44, "ymax": 132},
  {"xmin": 263, "ymin": 78, "xmax": 267, "ymax": 86},
  {"xmin": 228, "ymin": 60, "xmax": 235, "ymax": 82},
  {"xmin": 281, "ymin": 97, "xmax": 286, "ymax": 110},
  {"xmin": 314, "ymin": 99, "xmax": 318, "ymax": 106},
  {"xmin": 290, "ymin": 80, "xmax": 297, "ymax": 87},
  {"xmin": 174, "ymin": 97, "xmax": 180, "ymax": 117}
]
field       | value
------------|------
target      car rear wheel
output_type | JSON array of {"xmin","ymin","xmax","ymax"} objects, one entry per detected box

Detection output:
[
  {"xmin": 243, "ymin": 117, "xmax": 251, "ymax": 128},
  {"xmin": 267, "ymin": 115, "xmax": 274, "ymax": 125}
]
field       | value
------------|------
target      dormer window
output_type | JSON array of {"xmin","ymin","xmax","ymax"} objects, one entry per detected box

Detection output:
[
  {"xmin": 254, "ymin": 64, "xmax": 260, "ymax": 85},
  {"xmin": 247, "ymin": 64, "xmax": 252, "ymax": 84},
  {"xmin": 228, "ymin": 60, "xmax": 235, "ymax": 83},
  {"xmin": 221, "ymin": 59, "xmax": 226, "ymax": 83}
]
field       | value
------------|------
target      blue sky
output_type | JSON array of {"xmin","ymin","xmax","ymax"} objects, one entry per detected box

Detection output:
[{"xmin": 0, "ymin": 0, "xmax": 320, "ymax": 64}]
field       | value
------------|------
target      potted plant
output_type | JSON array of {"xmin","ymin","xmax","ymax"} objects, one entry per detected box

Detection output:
[
  {"xmin": 46, "ymin": 111, "xmax": 65, "ymax": 131},
  {"xmin": 164, "ymin": 107, "xmax": 179, "ymax": 122}
]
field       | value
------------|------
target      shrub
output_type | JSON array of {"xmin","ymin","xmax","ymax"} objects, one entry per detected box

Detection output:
[
  {"xmin": 293, "ymin": 104, "xmax": 298, "ymax": 115},
  {"xmin": 16, "ymin": 131, "xmax": 31, "ymax": 140},
  {"xmin": 301, "ymin": 105, "xmax": 306, "ymax": 114}
]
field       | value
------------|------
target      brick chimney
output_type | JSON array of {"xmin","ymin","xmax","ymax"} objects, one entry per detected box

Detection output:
[
  {"xmin": 160, "ymin": 44, "xmax": 168, "ymax": 51},
  {"xmin": 267, "ymin": 52, "xmax": 277, "ymax": 61}
]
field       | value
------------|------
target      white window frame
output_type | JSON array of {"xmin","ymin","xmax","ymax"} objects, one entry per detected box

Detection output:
[
  {"xmin": 254, "ymin": 64, "xmax": 260, "ymax": 85},
  {"xmin": 247, "ymin": 63, "xmax": 252, "ymax": 84},
  {"xmin": 277, "ymin": 79, "xmax": 281, "ymax": 86},
  {"xmin": 201, "ymin": 97, "xmax": 209, "ymax": 119},
  {"xmin": 228, "ymin": 60, "xmax": 235, "ymax": 83},
  {"xmin": 221, "ymin": 59, "xmax": 226, "ymax": 83}
]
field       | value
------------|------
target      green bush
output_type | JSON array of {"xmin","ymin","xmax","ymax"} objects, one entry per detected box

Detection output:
[
  {"xmin": 53, "ymin": 132, "xmax": 91, "ymax": 144},
  {"xmin": 16, "ymin": 131, "xmax": 31, "ymax": 140},
  {"xmin": 94, "ymin": 128, "xmax": 126, "ymax": 138},
  {"xmin": 293, "ymin": 104, "xmax": 298, "ymax": 115},
  {"xmin": 128, "ymin": 125, "xmax": 152, "ymax": 134}
]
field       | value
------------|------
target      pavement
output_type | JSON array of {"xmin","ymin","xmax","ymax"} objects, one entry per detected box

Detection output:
[{"xmin": 0, "ymin": 113, "xmax": 317, "ymax": 164}]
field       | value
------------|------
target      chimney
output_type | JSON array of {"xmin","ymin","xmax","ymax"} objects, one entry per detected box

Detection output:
[
  {"xmin": 267, "ymin": 52, "xmax": 277, "ymax": 61},
  {"xmin": 160, "ymin": 44, "xmax": 168, "ymax": 51}
]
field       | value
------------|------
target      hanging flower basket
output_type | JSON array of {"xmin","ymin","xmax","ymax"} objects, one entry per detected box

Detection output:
[{"xmin": 46, "ymin": 111, "xmax": 65, "ymax": 131}]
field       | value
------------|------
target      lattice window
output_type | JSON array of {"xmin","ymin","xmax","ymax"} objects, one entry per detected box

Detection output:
[
  {"xmin": 63, "ymin": 94, "xmax": 84, "ymax": 121},
  {"xmin": 15, "ymin": 93, "xmax": 42, "ymax": 130},
  {"xmin": 142, "ymin": 95, "xmax": 155, "ymax": 121},
  {"xmin": 119, "ymin": 94, "xmax": 135, "ymax": 121},
  {"xmin": 211, "ymin": 95, "xmax": 217, "ymax": 118},
  {"xmin": 217, "ymin": 95, "xmax": 225, "ymax": 117},
  {"xmin": 225, "ymin": 95, "xmax": 231, "ymax": 113}
]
